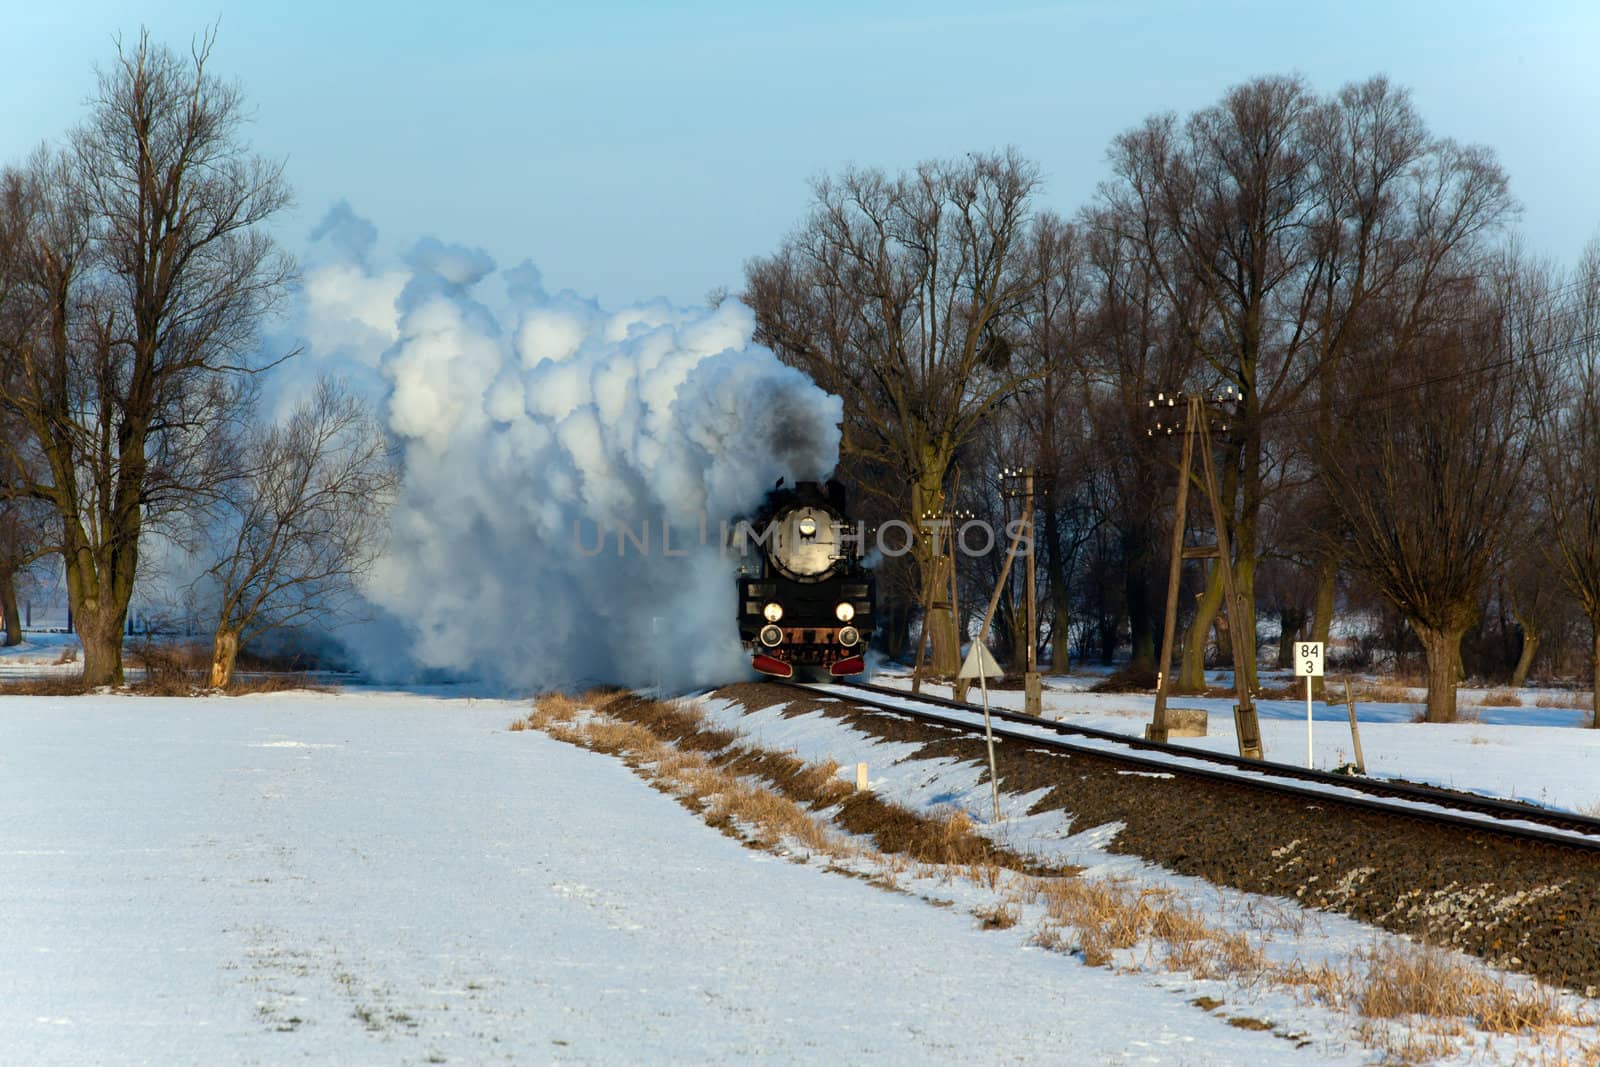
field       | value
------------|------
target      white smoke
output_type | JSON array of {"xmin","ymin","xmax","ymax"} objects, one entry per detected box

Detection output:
[{"xmin": 285, "ymin": 204, "xmax": 842, "ymax": 691}]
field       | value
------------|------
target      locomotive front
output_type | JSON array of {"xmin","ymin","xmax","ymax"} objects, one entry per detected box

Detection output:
[{"xmin": 735, "ymin": 480, "xmax": 874, "ymax": 679}]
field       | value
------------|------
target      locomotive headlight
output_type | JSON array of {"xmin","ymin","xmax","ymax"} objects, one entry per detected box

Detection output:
[
  {"xmin": 834, "ymin": 601, "xmax": 855, "ymax": 622},
  {"xmin": 763, "ymin": 602, "xmax": 784, "ymax": 622},
  {"xmin": 759, "ymin": 624, "xmax": 784, "ymax": 647},
  {"xmin": 838, "ymin": 626, "xmax": 860, "ymax": 647},
  {"xmin": 798, "ymin": 517, "xmax": 818, "ymax": 538}
]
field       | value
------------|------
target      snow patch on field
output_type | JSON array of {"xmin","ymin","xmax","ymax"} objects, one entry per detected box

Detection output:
[{"xmin": 0, "ymin": 688, "xmax": 1357, "ymax": 1065}]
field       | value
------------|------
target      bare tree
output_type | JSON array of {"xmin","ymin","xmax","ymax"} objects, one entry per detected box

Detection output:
[
  {"xmin": 196, "ymin": 378, "xmax": 396, "ymax": 688},
  {"xmin": 745, "ymin": 150, "xmax": 1042, "ymax": 675},
  {"xmin": 1010, "ymin": 212, "xmax": 1095, "ymax": 672},
  {"xmin": 1101, "ymin": 75, "xmax": 1515, "ymax": 693},
  {"xmin": 0, "ymin": 494, "xmax": 52, "ymax": 646},
  {"xmin": 1532, "ymin": 240, "xmax": 1600, "ymax": 726},
  {"xmin": 1318, "ymin": 268, "xmax": 1539, "ymax": 722},
  {"xmin": 0, "ymin": 30, "xmax": 293, "ymax": 684}
]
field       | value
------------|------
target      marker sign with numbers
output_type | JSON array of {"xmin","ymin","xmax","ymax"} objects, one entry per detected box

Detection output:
[
  {"xmin": 1294, "ymin": 641, "xmax": 1324, "ymax": 678},
  {"xmin": 1296, "ymin": 641, "xmax": 1324, "ymax": 769}
]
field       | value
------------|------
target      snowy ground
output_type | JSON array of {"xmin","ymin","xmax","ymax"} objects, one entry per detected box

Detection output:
[
  {"xmin": 3, "ymin": 667, "xmax": 1598, "ymax": 1063},
  {"xmin": 0, "ymin": 687, "xmax": 1368, "ymax": 1065},
  {"xmin": 0, "ymin": 632, "xmax": 81, "ymax": 678},
  {"xmin": 872, "ymin": 668, "xmax": 1600, "ymax": 815}
]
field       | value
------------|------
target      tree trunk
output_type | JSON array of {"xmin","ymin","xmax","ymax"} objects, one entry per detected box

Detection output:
[
  {"xmin": 1509, "ymin": 624, "xmax": 1540, "ymax": 691},
  {"xmin": 1008, "ymin": 594, "xmax": 1028, "ymax": 672},
  {"xmin": 1178, "ymin": 561, "xmax": 1224, "ymax": 691},
  {"xmin": 1275, "ymin": 607, "xmax": 1308, "ymax": 669},
  {"xmin": 63, "ymin": 522, "xmax": 137, "ymax": 687},
  {"xmin": 914, "ymin": 460, "xmax": 960, "ymax": 677},
  {"xmin": 1415, "ymin": 623, "xmax": 1463, "ymax": 724},
  {"xmin": 1592, "ymin": 623, "xmax": 1600, "ymax": 730},
  {"xmin": 1044, "ymin": 505, "xmax": 1072, "ymax": 673},
  {"xmin": 0, "ymin": 569, "xmax": 21, "ymax": 647},
  {"xmin": 1232, "ymin": 553, "xmax": 1260, "ymax": 691},
  {"xmin": 1309, "ymin": 551, "xmax": 1337, "ymax": 700},
  {"xmin": 1124, "ymin": 530, "xmax": 1156, "ymax": 670},
  {"xmin": 881, "ymin": 598, "xmax": 911, "ymax": 660},
  {"xmin": 210, "ymin": 628, "xmax": 240, "ymax": 689},
  {"xmin": 75, "ymin": 607, "xmax": 127, "ymax": 687}
]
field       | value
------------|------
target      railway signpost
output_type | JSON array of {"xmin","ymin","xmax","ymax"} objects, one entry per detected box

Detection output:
[
  {"xmin": 959, "ymin": 642, "xmax": 1004, "ymax": 821},
  {"xmin": 1294, "ymin": 641, "xmax": 1324, "ymax": 768}
]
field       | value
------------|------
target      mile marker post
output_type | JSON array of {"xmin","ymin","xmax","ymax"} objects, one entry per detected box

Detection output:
[
  {"xmin": 959, "ymin": 641, "xmax": 1005, "ymax": 822},
  {"xmin": 1294, "ymin": 641, "xmax": 1324, "ymax": 769}
]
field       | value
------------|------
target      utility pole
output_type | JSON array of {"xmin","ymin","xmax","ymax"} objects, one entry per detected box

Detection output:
[
  {"xmin": 966, "ymin": 469, "xmax": 1029, "ymax": 708},
  {"xmin": 1022, "ymin": 468, "xmax": 1040, "ymax": 715},
  {"xmin": 951, "ymin": 502, "xmax": 973, "ymax": 705},
  {"xmin": 1150, "ymin": 397, "xmax": 1197, "ymax": 744},
  {"xmin": 1145, "ymin": 388, "xmax": 1264, "ymax": 760},
  {"xmin": 972, "ymin": 466, "xmax": 1042, "ymax": 715}
]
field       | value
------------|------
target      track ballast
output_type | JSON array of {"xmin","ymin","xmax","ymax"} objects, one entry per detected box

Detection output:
[{"xmin": 783, "ymin": 678, "xmax": 1600, "ymax": 853}]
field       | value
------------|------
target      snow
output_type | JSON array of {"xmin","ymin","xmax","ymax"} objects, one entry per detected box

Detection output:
[
  {"xmin": 0, "ymin": 687, "xmax": 1335, "ymax": 1065},
  {"xmin": 2, "ymin": 672, "xmax": 1597, "ymax": 1063},
  {"xmin": 871, "ymin": 669, "xmax": 1600, "ymax": 815},
  {"xmin": 0, "ymin": 633, "xmax": 80, "ymax": 678}
]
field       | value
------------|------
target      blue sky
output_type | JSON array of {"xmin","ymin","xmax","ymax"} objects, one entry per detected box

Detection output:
[{"xmin": 8, "ymin": 1, "xmax": 1599, "ymax": 307}]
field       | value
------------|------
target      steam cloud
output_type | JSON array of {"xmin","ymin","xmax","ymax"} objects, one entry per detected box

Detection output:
[{"xmin": 287, "ymin": 203, "xmax": 842, "ymax": 691}]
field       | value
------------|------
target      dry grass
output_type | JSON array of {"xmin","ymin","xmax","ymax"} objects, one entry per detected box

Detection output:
[
  {"xmin": 1090, "ymin": 662, "xmax": 1157, "ymax": 693},
  {"xmin": 1480, "ymin": 689, "xmax": 1524, "ymax": 707},
  {"xmin": 513, "ymin": 692, "xmax": 855, "ymax": 860},
  {"xmin": 972, "ymin": 903, "xmax": 1019, "ymax": 930},
  {"xmin": 1352, "ymin": 1019, "xmax": 1457, "ymax": 1064},
  {"xmin": 1361, "ymin": 681, "xmax": 1421, "ymax": 705},
  {"xmin": 835, "ymin": 797, "xmax": 1033, "ymax": 870},
  {"xmin": 1014, "ymin": 874, "xmax": 1271, "ymax": 979},
  {"xmin": 0, "ymin": 676, "xmax": 90, "ymax": 696},
  {"xmin": 1350, "ymin": 942, "xmax": 1590, "ymax": 1037},
  {"xmin": 1409, "ymin": 702, "xmax": 1482, "ymax": 724},
  {"xmin": 1326, "ymin": 941, "xmax": 1600, "ymax": 1064},
  {"xmin": 126, "ymin": 641, "xmax": 206, "ymax": 695},
  {"xmin": 224, "ymin": 674, "xmax": 333, "ymax": 696}
]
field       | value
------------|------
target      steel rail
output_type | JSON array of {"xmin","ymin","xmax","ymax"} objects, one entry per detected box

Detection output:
[{"xmin": 774, "ymin": 679, "xmax": 1600, "ymax": 853}]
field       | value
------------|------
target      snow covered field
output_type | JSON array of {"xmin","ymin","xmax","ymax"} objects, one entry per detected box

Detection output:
[
  {"xmin": 0, "ymin": 687, "xmax": 1384, "ymax": 1065},
  {"xmin": 2, "ymin": 684, "xmax": 1597, "ymax": 1064}
]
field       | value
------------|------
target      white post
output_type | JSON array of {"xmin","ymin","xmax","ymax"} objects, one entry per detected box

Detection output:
[
  {"xmin": 1305, "ymin": 673, "xmax": 1314, "ymax": 769},
  {"xmin": 979, "ymin": 671, "xmax": 1000, "ymax": 822}
]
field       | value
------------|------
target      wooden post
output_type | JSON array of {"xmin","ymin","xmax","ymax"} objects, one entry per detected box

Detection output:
[
  {"xmin": 1150, "ymin": 399, "xmax": 1197, "ymax": 743},
  {"xmin": 855, "ymin": 762, "xmax": 870, "ymax": 792},
  {"xmin": 950, "ymin": 472, "xmax": 971, "ymax": 704},
  {"xmin": 951, "ymin": 561, "xmax": 970, "ymax": 702},
  {"xmin": 1023, "ymin": 470, "xmax": 1041, "ymax": 716},
  {"xmin": 1196, "ymin": 415, "xmax": 1264, "ymax": 760},
  {"xmin": 966, "ymin": 516, "xmax": 1026, "ymax": 705},
  {"xmin": 1344, "ymin": 677, "xmax": 1366, "ymax": 774},
  {"xmin": 978, "ymin": 668, "xmax": 1001, "ymax": 821}
]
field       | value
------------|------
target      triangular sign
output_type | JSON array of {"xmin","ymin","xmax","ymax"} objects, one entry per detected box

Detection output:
[{"xmin": 958, "ymin": 642, "xmax": 1004, "ymax": 680}]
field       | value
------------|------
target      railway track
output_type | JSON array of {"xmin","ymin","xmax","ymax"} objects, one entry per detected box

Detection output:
[{"xmin": 776, "ymin": 678, "xmax": 1600, "ymax": 853}]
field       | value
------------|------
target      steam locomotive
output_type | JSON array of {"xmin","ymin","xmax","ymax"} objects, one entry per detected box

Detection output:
[{"xmin": 734, "ymin": 479, "xmax": 874, "ymax": 679}]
